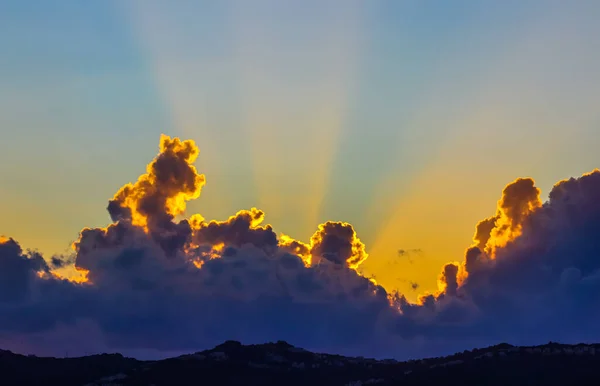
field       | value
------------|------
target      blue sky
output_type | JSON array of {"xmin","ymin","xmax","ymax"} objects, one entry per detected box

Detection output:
[{"xmin": 1, "ymin": 0, "xmax": 599, "ymax": 297}]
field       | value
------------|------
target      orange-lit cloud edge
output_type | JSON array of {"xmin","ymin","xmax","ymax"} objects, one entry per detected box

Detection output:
[
  {"xmin": 3, "ymin": 133, "xmax": 600, "ymax": 360},
  {"xmin": 3, "ymin": 134, "xmax": 596, "ymax": 310}
]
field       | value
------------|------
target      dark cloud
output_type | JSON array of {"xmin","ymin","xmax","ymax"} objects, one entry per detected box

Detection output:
[
  {"xmin": 108, "ymin": 135, "xmax": 205, "ymax": 226},
  {"xmin": 309, "ymin": 222, "xmax": 367, "ymax": 268},
  {"xmin": 0, "ymin": 238, "xmax": 48, "ymax": 303},
  {"xmin": 439, "ymin": 263, "xmax": 459, "ymax": 296},
  {"xmin": 473, "ymin": 217, "xmax": 497, "ymax": 250},
  {"xmin": 1, "ymin": 135, "xmax": 599, "ymax": 360},
  {"xmin": 50, "ymin": 256, "xmax": 63, "ymax": 268},
  {"xmin": 191, "ymin": 208, "xmax": 278, "ymax": 252},
  {"xmin": 278, "ymin": 235, "xmax": 310, "ymax": 263},
  {"xmin": 106, "ymin": 135, "xmax": 204, "ymax": 258},
  {"xmin": 0, "ymin": 136, "xmax": 395, "ymax": 358},
  {"xmin": 484, "ymin": 177, "xmax": 542, "ymax": 256},
  {"xmin": 1, "ymin": 236, "xmax": 393, "ymax": 357},
  {"xmin": 395, "ymin": 170, "xmax": 600, "ymax": 346}
]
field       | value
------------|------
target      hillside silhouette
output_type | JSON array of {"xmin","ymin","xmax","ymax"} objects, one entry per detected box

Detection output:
[{"xmin": 2, "ymin": 340, "xmax": 600, "ymax": 385}]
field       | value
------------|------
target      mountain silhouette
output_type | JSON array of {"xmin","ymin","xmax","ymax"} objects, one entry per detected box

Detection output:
[{"xmin": 2, "ymin": 341, "xmax": 600, "ymax": 385}]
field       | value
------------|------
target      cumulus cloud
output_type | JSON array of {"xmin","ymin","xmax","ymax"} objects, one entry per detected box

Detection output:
[
  {"xmin": 1, "ymin": 135, "xmax": 599, "ymax": 359},
  {"xmin": 395, "ymin": 170, "xmax": 600, "ymax": 346},
  {"xmin": 309, "ymin": 221, "xmax": 368, "ymax": 268},
  {"xmin": 0, "ymin": 237, "xmax": 49, "ymax": 303},
  {"xmin": 190, "ymin": 208, "xmax": 278, "ymax": 253},
  {"xmin": 438, "ymin": 263, "xmax": 459, "ymax": 297},
  {"xmin": 484, "ymin": 177, "xmax": 542, "ymax": 256},
  {"xmin": 108, "ymin": 135, "xmax": 205, "ymax": 227},
  {"xmin": 0, "ymin": 136, "xmax": 394, "ymax": 358}
]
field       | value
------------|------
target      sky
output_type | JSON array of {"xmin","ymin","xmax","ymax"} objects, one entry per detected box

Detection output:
[{"xmin": 1, "ymin": 0, "xmax": 600, "ymax": 359}]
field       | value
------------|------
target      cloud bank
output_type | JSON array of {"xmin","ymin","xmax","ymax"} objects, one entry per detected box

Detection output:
[{"xmin": 1, "ymin": 135, "xmax": 599, "ymax": 359}]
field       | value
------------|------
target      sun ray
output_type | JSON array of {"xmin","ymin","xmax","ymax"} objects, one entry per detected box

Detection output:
[
  {"xmin": 122, "ymin": 1, "xmax": 243, "ymax": 221},
  {"xmin": 358, "ymin": 4, "xmax": 585, "ymax": 300},
  {"xmin": 229, "ymin": 0, "xmax": 364, "ymax": 239}
]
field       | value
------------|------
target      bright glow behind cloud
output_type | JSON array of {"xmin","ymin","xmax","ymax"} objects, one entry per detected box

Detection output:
[
  {"xmin": 359, "ymin": 2, "xmax": 600, "ymax": 299},
  {"xmin": 230, "ymin": 1, "xmax": 364, "ymax": 238},
  {"xmin": 1, "ymin": 135, "xmax": 600, "ymax": 360},
  {"xmin": 2, "ymin": 0, "xmax": 599, "ymax": 303},
  {"xmin": 125, "ymin": 0, "xmax": 365, "ymax": 244}
]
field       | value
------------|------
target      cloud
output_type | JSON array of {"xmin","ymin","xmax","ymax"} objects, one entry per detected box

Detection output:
[
  {"xmin": 1, "ymin": 136, "xmax": 599, "ymax": 360},
  {"xmin": 482, "ymin": 177, "xmax": 542, "ymax": 256},
  {"xmin": 397, "ymin": 248, "xmax": 423, "ymax": 264},
  {"xmin": 0, "ymin": 136, "xmax": 394, "ymax": 358},
  {"xmin": 190, "ymin": 208, "xmax": 278, "ymax": 253},
  {"xmin": 309, "ymin": 221, "xmax": 368, "ymax": 268},
  {"xmin": 0, "ymin": 237, "xmax": 49, "ymax": 303},
  {"xmin": 438, "ymin": 263, "xmax": 459, "ymax": 297},
  {"xmin": 394, "ymin": 170, "xmax": 600, "ymax": 346}
]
